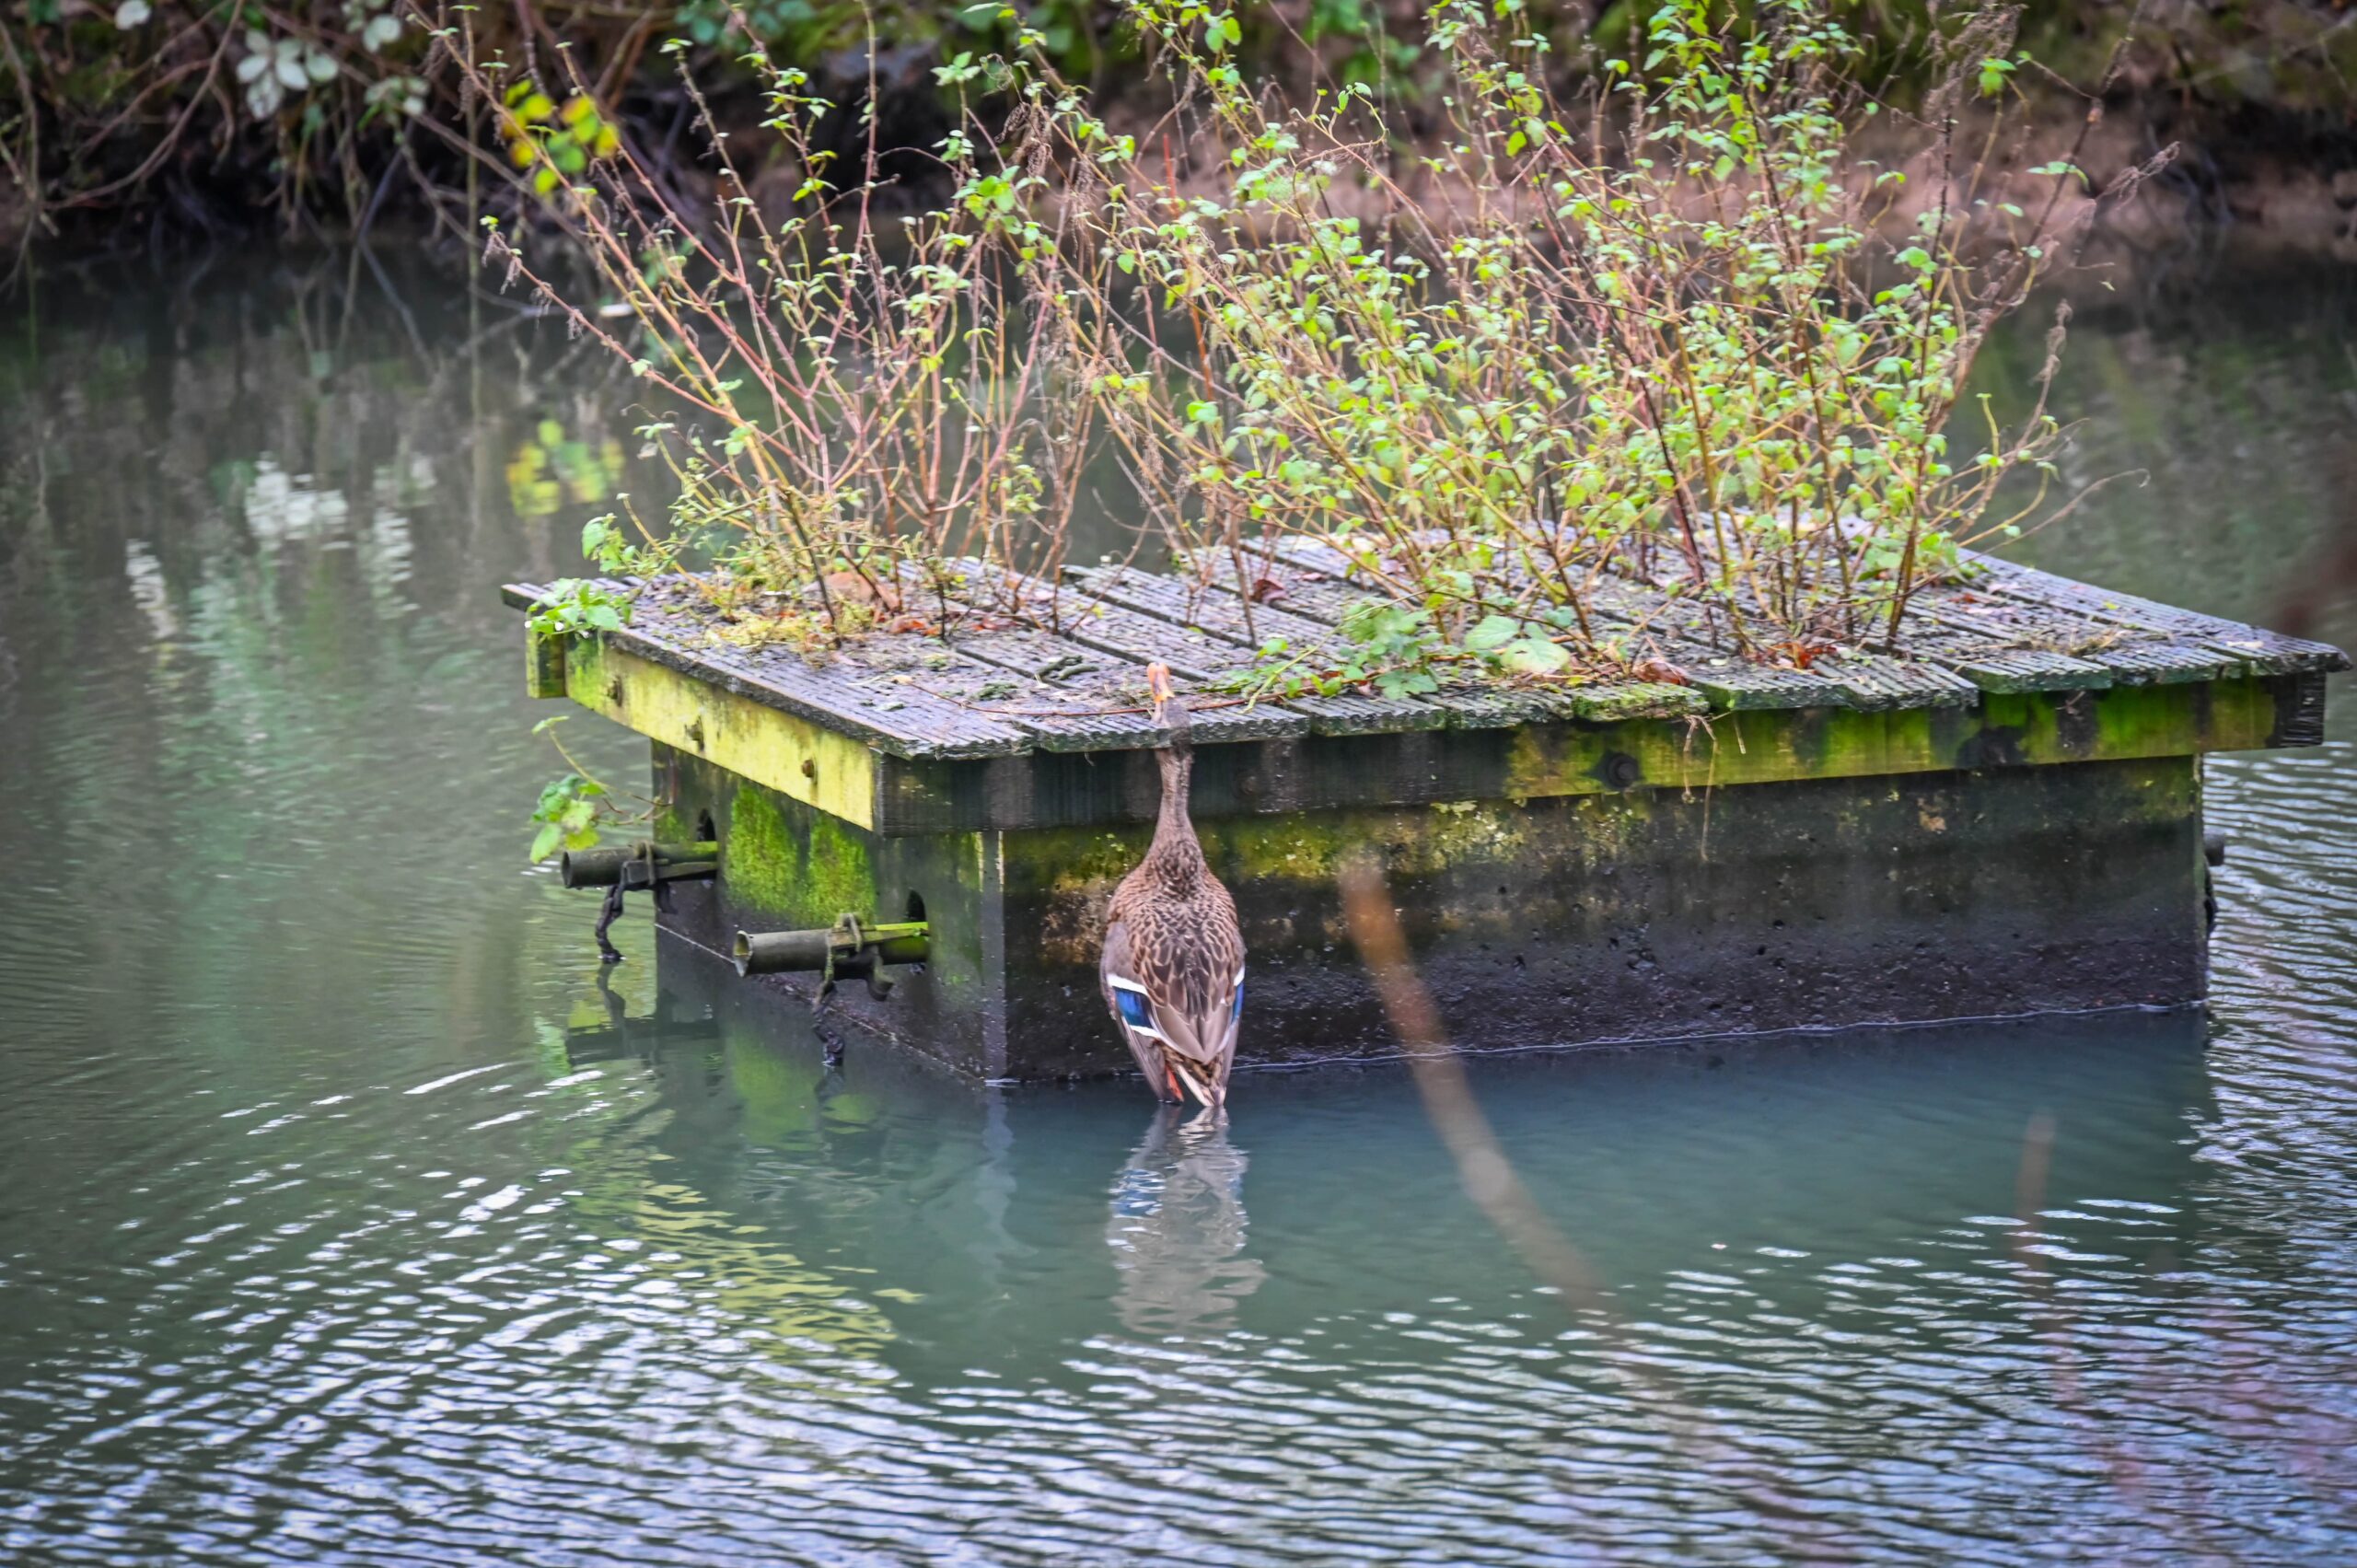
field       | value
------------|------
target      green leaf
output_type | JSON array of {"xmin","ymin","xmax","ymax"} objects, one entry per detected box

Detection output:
[
  {"xmin": 1464, "ymin": 613, "xmax": 1520, "ymax": 652},
  {"xmin": 1500, "ymin": 637, "xmax": 1571, "ymax": 675},
  {"xmin": 530, "ymin": 822, "xmax": 563, "ymax": 862}
]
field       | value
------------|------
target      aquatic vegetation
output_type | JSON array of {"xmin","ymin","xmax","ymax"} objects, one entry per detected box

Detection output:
[
  {"xmin": 470, "ymin": 0, "xmax": 2160, "ymax": 712},
  {"xmin": 1058, "ymin": 0, "xmax": 2155, "ymax": 682},
  {"xmin": 470, "ymin": 20, "xmax": 1117, "ymax": 645}
]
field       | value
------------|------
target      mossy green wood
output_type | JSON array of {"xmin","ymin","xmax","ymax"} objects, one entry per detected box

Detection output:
[
  {"xmin": 1501, "ymin": 679, "xmax": 2279, "ymax": 799},
  {"xmin": 645, "ymin": 734, "xmax": 2214, "ymax": 1081},
  {"xmin": 647, "ymin": 747, "xmax": 1008, "ymax": 1078},
  {"xmin": 990, "ymin": 754, "xmax": 2210, "ymax": 1074},
  {"xmin": 533, "ymin": 623, "xmax": 2284, "ymax": 833},
  {"xmin": 527, "ymin": 628, "xmax": 571, "ymax": 699},
  {"xmin": 551, "ymin": 630, "xmax": 887, "ymax": 830}
]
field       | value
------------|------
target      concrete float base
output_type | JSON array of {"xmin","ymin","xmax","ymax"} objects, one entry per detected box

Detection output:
[{"xmin": 643, "ymin": 743, "xmax": 2209, "ymax": 1084}]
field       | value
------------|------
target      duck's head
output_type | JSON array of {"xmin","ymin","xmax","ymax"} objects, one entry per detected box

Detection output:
[{"xmin": 1145, "ymin": 660, "xmax": 1193, "ymax": 764}]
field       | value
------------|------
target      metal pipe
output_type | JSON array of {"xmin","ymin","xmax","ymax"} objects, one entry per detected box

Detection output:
[
  {"xmin": 560, "ymin": 841, "xmax": 720, "ymax": 889},
  {"xmin": 732, "ymin": 919, "xmax": 930, "ymax": 978},
  {"xmin": 733, "ymin": 928, "xmax": 837, "ymax": 975}
]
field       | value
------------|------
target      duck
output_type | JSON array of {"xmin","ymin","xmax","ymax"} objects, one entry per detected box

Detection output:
[{"xmin": 1100, "ymin": 664, "xmax": 1248, "ymax": 1111}]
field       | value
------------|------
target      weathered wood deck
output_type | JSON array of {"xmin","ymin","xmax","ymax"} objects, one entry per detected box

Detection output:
[
  {"xmin": 508, "ymin": 551, "xmax": 2342, "ymax": 753},
  {"xmin": 505, "ymin": 547, "xmax": 2342, "ymax": 835}
]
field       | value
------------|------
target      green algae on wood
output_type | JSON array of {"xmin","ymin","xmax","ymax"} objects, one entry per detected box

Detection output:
[
  {"xmin": 524, "ymin": 613, "xmax": 2300, "ymax": 834},
  {"xmin": 527, "ymin": 628, "xmax": 570, "ymax": 700},
  {"xmin": 559, "ymin": 633, "xmax": 886, "ymax": 829}
]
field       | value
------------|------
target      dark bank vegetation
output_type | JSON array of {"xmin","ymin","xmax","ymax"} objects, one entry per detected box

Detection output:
[{"xmin": 4, "ymin": 3, "xmax": 2355, "ymax": 255}]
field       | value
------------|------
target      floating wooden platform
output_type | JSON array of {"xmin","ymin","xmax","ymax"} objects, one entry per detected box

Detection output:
[{"xmin": 505, "ymin": 550, "xmax": 2344, "ymax": 1083}]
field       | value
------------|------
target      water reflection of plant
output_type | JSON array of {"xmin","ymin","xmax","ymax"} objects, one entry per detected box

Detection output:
[
  {"xmin": 505, "ymin": 419, "xmax": 627, "ymax": 518},
  {"xmin": 532, "ymin": 1016, "xmax": 903, "ymax": 1365}
]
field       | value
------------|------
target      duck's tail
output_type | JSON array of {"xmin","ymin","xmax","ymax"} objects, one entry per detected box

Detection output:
[{"xmin": 1166, "ymin": 1053, "xmax": 1216, "ymax": 1109}]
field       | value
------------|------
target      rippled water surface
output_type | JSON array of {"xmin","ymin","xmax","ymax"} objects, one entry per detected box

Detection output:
[{"xmin": 1, "ymin": 249, "xmax": 2353, "ymax": 1564}]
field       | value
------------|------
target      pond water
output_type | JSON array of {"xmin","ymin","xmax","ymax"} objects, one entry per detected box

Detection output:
[{"xmin": 0, "ymin": 245, "xmax": 2352, "ymax": 1564}]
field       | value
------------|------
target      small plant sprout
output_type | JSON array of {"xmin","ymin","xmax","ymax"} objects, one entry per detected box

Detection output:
[{"xmin": 526, "ymin": 716, "xmax": 656, "ymax": 863}]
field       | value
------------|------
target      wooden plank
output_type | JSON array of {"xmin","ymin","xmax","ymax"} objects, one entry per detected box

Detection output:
[
  {"xmin": 1967, "ymin": 554, "xmax": 2351, "ymax": 678},
  {"xmin": 1228, "ymin": 538, "xmax": 2343, "ymax": 691},
  {"xmin": 923, "ymin": 562, "xmax": 1307, "ymax": 747},
  {"xmin": 1896, "ymin": 595, "xmax": 2118, "ymax": 693},
  {"xmin": 1901, "ymin": 575, "xmax": 2225, "ymax": 689},
  {"xmin": 2271, "ymin": 669, "xmax": 2328, "ymax": 748},
  {"xmin": 1573, "ymin": 575, "xmax": 1854, "ymax": 711},
  {"xmin": 1235, "ymin": 537, "xmax": 1857, "ymax": 707},
  {"xmin": 527, "ymin": 578, "xmax": 1035, "ymax": 760},
  {"xmin": 1173, "ymin": 551, "xmax": 1707, "ymax": 724},
  {"xmin": 1356, "ymin": 521, "xmax": 2004, "ymax": 710},
  {"xmin": 1162, "ymin": 555, "xmax": 1562, "ymax": 722},
  {"xmin": 510, "ymin": 551, "xmax": 2338, "ymax": 816},
  {"xmin": 559, "ymin": 635, "xmax": 886, "ymax": 830},
  {"xmin": 1230, "ymin": 538, "xmax": 1849, "ymax": 711},
  {"xmin": 1502, "ymin": 678, "xmax": 2282, "ymax": 801},
  {"xmin": 660, "ymin": 563, "xmax": 1162, "ymax": 754},
  {"xmin": 937, "ymin": 675, "xmax": 2285, "ymax": 830},
  {"xmin": 1815, "ymin": 653, "xmax": 1980, "ymax": 710},
  {"xmin": 1927, "ymin": 644, "xmax": 2116, "ymax": 693},
  {"xmin": 1590, "ymin": 564, "xmax": 1980, "ymax": 711},
  {"xmin": 1063, "ymin": 564, "xmax": 1451, "ymax": 736},
  {"xmin": 833, "ymin": 631, "xmax": 1160, "ymax": 755},
  {"xmin": 526, "ymin": 628, "xmax": 571, "ymax": 699},
  {"xmin": 1790, "ymin": 520, "xmax": 2265, "ymax": 686}
]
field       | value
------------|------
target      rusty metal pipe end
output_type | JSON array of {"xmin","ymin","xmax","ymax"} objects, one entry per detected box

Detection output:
[
  {"xmin": 733, "ymin": 928, "xmax": 833, "ymax": 977},
  {"xmin": 560, "ymin": 841, "xmax": 721, "ymax": 889}
]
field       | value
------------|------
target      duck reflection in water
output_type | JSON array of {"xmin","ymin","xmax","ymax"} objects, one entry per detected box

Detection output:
[{"xmin": 1106, "ymin": 1106, "xmax": 1267, "ymax": 1339}]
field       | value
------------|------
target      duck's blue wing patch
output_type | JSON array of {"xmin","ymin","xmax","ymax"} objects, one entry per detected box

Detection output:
[{"xmin": 1113, "ymin": 986, "xmax": 1155, "ymax": 1031}]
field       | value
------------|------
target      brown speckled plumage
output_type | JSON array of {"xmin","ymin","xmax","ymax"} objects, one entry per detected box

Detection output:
[{"xmin": 1099, "ymin": 673, "xmax": 1246, "ymax": 1109}]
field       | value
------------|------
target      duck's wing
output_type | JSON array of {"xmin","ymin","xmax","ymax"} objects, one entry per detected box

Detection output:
[
  {"xmin": 1101, "ymin": 914, "xmax": 1178, "ymax": 1096},
  {"xmin": 1128, "ymin": 892, "xmax": 1247, "ymax": 1092}
]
